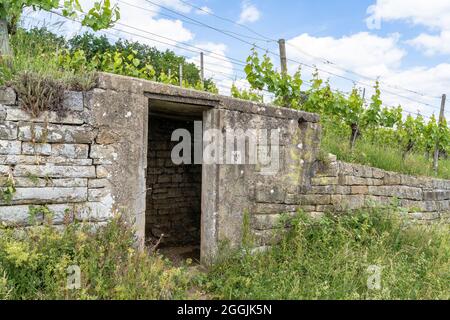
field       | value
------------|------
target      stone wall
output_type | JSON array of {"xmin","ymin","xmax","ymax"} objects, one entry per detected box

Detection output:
[
  {"xmin": 249, "ymin": 155, "xmax": 450, "ymax": 247},
  {"xmin": 0, "ymin": 88, "xmax": 114, "ymax": 227},
  {"xmin": 146, "ymin": 116, "xmax": 201, "ymax": 246}
]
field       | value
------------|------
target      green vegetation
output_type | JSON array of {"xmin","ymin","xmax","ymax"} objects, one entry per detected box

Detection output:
[
  {"xmin": 1, "ymin": 207, "xmax": 448, "ymax": 300},
  {"xmin": 0, "ymin": 0, "xmax": 119, "ymax": 34},
  {"xmin": 237, "ymin": 49, "xmax": 450, "ymax": 179},
  {"xmin": 200, "ymin": 207, "xmax": 449, "ymax": 300},
  {"xmin": 0, "ymin": 27, "xmax": 217, "ymax": 94},
  {"xmin": 0, "ymin": 215, "xmax": 190, "ymax": 299}
]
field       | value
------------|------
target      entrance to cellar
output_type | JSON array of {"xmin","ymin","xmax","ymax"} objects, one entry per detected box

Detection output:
[{"xmin": 145, "ymin": 97, "xmax": 210, "ymax": 263}]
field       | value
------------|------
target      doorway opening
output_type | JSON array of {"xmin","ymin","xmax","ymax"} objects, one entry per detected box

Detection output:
[{"xmin": 145, "ymin": 99, "xmax": 205, "ymax": 264}]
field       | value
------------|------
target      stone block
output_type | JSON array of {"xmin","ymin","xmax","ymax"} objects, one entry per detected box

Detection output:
[
  {"xmin": 18, "ymin": 122, "xmax": 97, "ymax": 143},
  {"xmin": 339, "ymin": 175, "xmax": 369, "ymax": 186},
  {"xmin": 2, "ymin": 187, "xmax": 87, "ymax": 205},
  {"xmin": 63, "ymin": 91, "xmax": 84, "ymax": 111},
  {"xmin": 0, "ymin": 155, "xmax": 45, "ymax": 165},
  {"xmin": 423, "ymin": 190, "xmax": 450, "ymax": 201},
  {"xmin": 298, "ymin": 194, "xmax": 331, "ymax": 205},
  {"xmin": 0, "ymin": 87, "xmax": 16, "ymax": 105},
  {"xmin": 351, "ymin": 186, "xmax": 369, "ymax": 195},
  {"xmin": 76, "ymin": 201, "xmax": 114, "ymax": 222},
  {"xmin": 383, "ymin": 173, "xmax": 401, "ymax": 185},
  {"xmin": 331, "ymin": 194, "xmax": 365, "ymax": 211},
  {"xmin": 46, "ymin": 157, "xmax": 93, "ymax": 166},
  {"xmin": 6, "ymin": 108, "xmax": 84, "ymax": 124},
  {"xmin": 0, "ymin": 140, "xmax": 21, "ymax": 155},
  {"xmin": 0, "ymin": 121, "xmax": 17, "ymax": 140},
  {"xmin": 22, "ymin": 142, "xmax": 51, "ymax": 156},
  {"xmin": 51, "ymin": 144, "xmax": 89, "ymax": 159},
  {"xmin": 0, "ymin": 105, "xmax": 6, "ymax": 121},
  {"xmin": 368, "ymin": 186, "xmax": 422, "ymax": 200},
  {"xmin": 14, "ymin": 164, "xmax": 96, "ymax": 178},
  {"xmin": 12, "ymin": 177, "xmax": 87, "ymax": 188},
  {"xmin": 309, "ymin": 185, "xmax": 351, "ymax": 195}
]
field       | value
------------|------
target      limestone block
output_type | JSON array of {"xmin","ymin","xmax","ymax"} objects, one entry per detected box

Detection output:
[
  {"xmin": 331, "ymin": 194, "xmax": 365, "ymax": 211},
  {"xmin": 18, "ymin": 122, "xmax": 97, "ymax": 143},
  {"xmin": 351, "ymin": 186, "xmax": 369, "ymax": 195},
  {"xmin": 309, "ymin": 185, "xmax": 351, "ymax": 195},
  {"xmin": 372, "ymin": 168, "xmax": 385, "ymax": 179},
  {"xmin": 298, "ymin": 194, "xmax": 331, "ymax": 205},
  {"xmin": 383, "ymin": 173, "xmax": 401, "ymax": 185},
  {"xmin": 339, "ymin": 175, "xmax": 369, "ymax": 186},
  {"xmin": 423, "ymin": 190, "xmax": 450, "ymax": 201},
  {"xmin": 63, "ymin": 91, "xmax": 84, "ymax": 111},
  {"xmin": 22, "ymin": 142, "xmax": 51, "ymax": 156},
  {"xmin": 12, "ymin": 177, "xmax": 87, "ymax": 188},
  {"xmin": 2, "ymin": 187, "xmax": 87, "ymax": 205},
  {"xmin": 368, "ymin": 185, "xmax": 422, "ymax": 200},
  {"xmin": 14, "ymin": 164, "xmax": 96, "ymax": 178},
  {"xmin": 0, "ymin": 140, "xmax": 21, "ymax": 155},
  {"xmin": 0, "ymin": 105, "xmax": 6, "ymax": 121},
  {"xmin": 76, "ymin": 201, "xmax": 114, "ymax": 222},
  {"xmin": 0, "ymin": 121, "xmax": 17, "ymax": 140},
  {"xmin": 0, "ymin": 87, "xmax": 16, "ymax": 105},
  {"xmin": 6, "ymin": 108, "xmax": 84, "ymax": 124},
  {"xmin": 51, "ymin": 144, "xmax": 89, "ymax": 158}
]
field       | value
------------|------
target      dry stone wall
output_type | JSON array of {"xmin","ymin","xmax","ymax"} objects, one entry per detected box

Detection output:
[
  {"xmin": 0, "ymin": 87, "xmax": 115, "ymax": 228},
  {"xmin": 250, "ymin": 155, "xmax": 450, "ymax": 247}
]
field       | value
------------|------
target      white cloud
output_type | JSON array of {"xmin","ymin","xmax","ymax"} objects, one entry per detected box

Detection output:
[
  {"xmin": 195, "ymin": 6, "xmax": 213, "ymax": 15},
  {"xmin": 238, "ymin": 1, "xmax": 261, "ymax": 24},
  {"xmin": 286, "ymin": 31, "xmax": 448, "ymax": 117},
  {"xmin": 287, "ymin": 32, "xmax": 405, "ymax": 79},
  {"xmin": 366, "ymin": 0, "xmax": 450, "ymax": 56}
]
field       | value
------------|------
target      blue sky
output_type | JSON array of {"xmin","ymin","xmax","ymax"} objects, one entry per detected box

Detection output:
[{"xmin": 27, "ymin": 0, "xmax": 450, "ymax": 118}]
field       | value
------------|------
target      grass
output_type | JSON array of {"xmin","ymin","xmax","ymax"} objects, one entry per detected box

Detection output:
[
  {"xmin": 0, "ymin": 207, "xmax": 448, "ymax": 300},
  {"xmin": 0, "ymin": 28, "xmax": 96, "ymax": 90},
  {"xmin": 199, "ymin": 207, "xmax": 450, "ymax": 300},
  {"xmin": 0, "ymin": 216, "xmax": 190, "ymax": 300},
  {"xmin": 321, "ymin": 125, "xmax": 450, "ymax": 180}
]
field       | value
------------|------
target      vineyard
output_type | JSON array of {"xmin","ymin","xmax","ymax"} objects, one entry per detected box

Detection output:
[{"xmin": 234, "ymin": 49, "xmax": 450, "ymax": 178}]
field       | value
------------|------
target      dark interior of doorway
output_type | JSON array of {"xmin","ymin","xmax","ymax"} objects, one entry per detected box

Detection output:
[{"xmin": 146, "ymin": 114, "xmax": 202, "ymax": 264}]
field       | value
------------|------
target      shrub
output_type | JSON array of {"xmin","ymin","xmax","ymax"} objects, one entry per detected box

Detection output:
[
  {"xmin": 0, "ymin": 216, "xmax": 190, "ymax": 300},
  {"xmin": 200, "ymin": 207, "xmax": 450, "ymax": 300}
]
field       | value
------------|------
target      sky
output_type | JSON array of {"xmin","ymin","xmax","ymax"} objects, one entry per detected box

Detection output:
[{"xmin": 24, "ymin": 0, "xmax": 450, "ymax": 119}]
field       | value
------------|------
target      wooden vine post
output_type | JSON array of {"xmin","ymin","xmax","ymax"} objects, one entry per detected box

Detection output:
[{"xmin": 433, "ymin": 94, "xmax": 447, "ymax": 174}]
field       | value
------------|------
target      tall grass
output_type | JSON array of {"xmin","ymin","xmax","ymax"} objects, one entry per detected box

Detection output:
[
  {"xmin": 0, "ymin": 217, "xmax": 190, "ymax": 300},
  {"xmin": 0, "ymin": 28, "xmax": 95, "ymax": 89},
  {"xmin": 321, "ymin": 124, "xmax": 450, "ymax": 180},
  {"xmin": 200, "ymin": 207, "xmax": 450, "ymax": 300}
]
